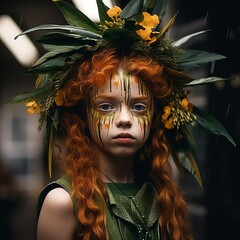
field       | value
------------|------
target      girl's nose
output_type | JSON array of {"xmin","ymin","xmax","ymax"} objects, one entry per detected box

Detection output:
[{"xmin": 115, "ymin": 106, "xmax": 132, "ymax": 128}]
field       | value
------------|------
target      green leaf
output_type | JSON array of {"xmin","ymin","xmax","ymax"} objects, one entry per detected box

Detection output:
[
  {"xmin": 103, "ymin": 27, "xmax": 140, "ymax": 45},
  {"xmin": 31, "ymin": 45, "xmax": 82, "ymax": 67},
  {"xmin": 53, "ymin": 0, "xmax": 101, "ymax": 34},
  {"xmin": 28, "ymin": 56, "xmax": 68, "ymax": 74},
  {"xmin": 96, "ymin": 0, "xmax": 111, "ymax": 25},
  {"xmin": 37, "ymin": 32, "xmax": 97, "ymax": 46},
  {"xmin": 35, "ymin": 46, "xmax": 75, "ymax": 63},
  {"xmin": 14, "ymin": 24, "xmax": 102, "ymax": 40},
  {"xmin": 177, "ymin": 50, "xmax": 226, "ymax": 70},
  {"xmin": 47, "ymin": 123, "xmax": 54, "ymax": 178},
  {"xmin": 171, "ymin": 128, "xmax": 203, "ymax": 187},
  {"xmin": 158, "ymin": 11, "xmax": 178, "ymax": 37},
  {"xmin": 184, "ymin": 77, "xmax": 232, "ymax": 86},
  {"xmin": 120, "ymin": 0, "xmax": 146, "ymax": 19},
  {"xmin": 146, "ymin": 0, "xmax": 168, "ymax": 19},
  {"xmin": 52, "ymin": 107, "xmax": 60, "ymax": 132},
  {"xmin": 36, "ymin": 74, "xmax": 50, "ymax": 88},
  {"xmin": 193, "ymin": 106, "xmax": 236, "ymax": 146},
  {"xmin": 176, "ymin": 151, "xmax": 203, "ymax": 187},
  {"xmin": 173, "ymin": 30, "xmax": 210, "ymax": 47},
  {"xmin": 46, "ymin": 107, "xmax": 61, "ymax": 178},
  {"xmin": 164, "ymin": 66, "xmax": 194, "ymax": 84},
  {"xmin": 28, "ymin": 44, "xmax": 86, "ymax": 74},
  {"xmin": 42, "ymin": 43, "xmax": 86, "ymax": 52},
  {"xmin": 8, "ymin": 88, "xmax": 46, "ymax": 104}
]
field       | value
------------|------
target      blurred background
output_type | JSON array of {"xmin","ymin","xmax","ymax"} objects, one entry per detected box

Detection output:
[{"xmin": 0, "ymin": 0, "xmax": 239, "ymax": 239}]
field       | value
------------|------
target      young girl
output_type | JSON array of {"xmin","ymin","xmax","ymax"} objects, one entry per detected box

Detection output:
[
  {"xmin": 36, "ymin": 48, "xmax": 193, "ymax": 240},
  {"xmin": 11, "ymin": 0, "xmax": 235, "ymax": 239}
]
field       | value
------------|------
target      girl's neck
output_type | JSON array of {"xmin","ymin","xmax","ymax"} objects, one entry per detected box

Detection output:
[
  {"xmin": 98, "ymin": 153, "xmax": 135, "ymax": 183},
  {"xmin": 102, "ymin": 169, "xmax": 134, "ymax": 183}
]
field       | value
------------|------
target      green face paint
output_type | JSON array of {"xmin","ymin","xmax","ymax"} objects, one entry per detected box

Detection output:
[{"xmin": 87, "ymin": 69, "xmax": 153, "ymax": 145}]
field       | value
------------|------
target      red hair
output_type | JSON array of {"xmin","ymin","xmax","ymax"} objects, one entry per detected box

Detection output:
[{"xmin": 59, "ymin": 48, "xmax": 193, "ymax": 240}]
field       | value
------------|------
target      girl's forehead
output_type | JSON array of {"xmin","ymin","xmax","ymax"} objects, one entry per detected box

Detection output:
[{"xmin": 96, "ymin": 69, "xmax": 150, "ymax": 97}]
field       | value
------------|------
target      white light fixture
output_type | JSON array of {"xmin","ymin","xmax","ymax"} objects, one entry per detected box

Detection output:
[
  {"xmin": 72, "ymin": 0, "xmax": 114, "ymax": 22},
  {"xmin": 0, "ymin": 15, "xmax": 39, "ymax": 67}
]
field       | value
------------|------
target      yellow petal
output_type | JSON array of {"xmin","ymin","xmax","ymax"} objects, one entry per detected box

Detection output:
[
  {"xmin": 27, "ymin": 107, "xmax": 35, "ymax": 115},
  {"xmin": 107, "ymin": 6, "xmax": 122, "ymax": 19},
  {"xmin": 180, "ymin": 98, "xmax": 188, "ymax": 109},
  {"xmin": 138, "ymin": 12, "xmax": 159, "ymax": 29},
  {"xmin": 148, "ymin": 35, "xmax": 157, "ymax": 44},
  {"xmin": 164, "ymin": 117, "xmax": 173, "ymax": 129},
  {"xmin": 26, "ymin": 101, "xmax": 40, "ymax": 114},
  {"xmin": 26, "ymin": 101, "xmax": 35, "ymax": 107},
  {"xmin": 164, "ymin": 105, "xmax": 171, "ymax": 113},
  {"xmin": 162, "ymin": 112, "xmax": 170, "ymax": 120},
  {"xmin": 136, "ymin": 28, "xmax": 151, "ymax": 40}
]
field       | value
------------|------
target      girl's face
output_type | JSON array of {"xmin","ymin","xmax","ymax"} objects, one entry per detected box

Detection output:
[{"xmin": 87, "ymin": 69, "xmax": 153, "ymax": 159}]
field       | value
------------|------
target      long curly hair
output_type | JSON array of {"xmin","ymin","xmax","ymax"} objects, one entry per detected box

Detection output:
[{"xmin": 58, "ymin": 48, "xmax": 193, "ymax": 240}]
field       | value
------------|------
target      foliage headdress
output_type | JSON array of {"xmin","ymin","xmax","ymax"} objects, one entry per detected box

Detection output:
[{"xmin": 10, "ymin": 0, "xmax": 236, "ymax": 186}]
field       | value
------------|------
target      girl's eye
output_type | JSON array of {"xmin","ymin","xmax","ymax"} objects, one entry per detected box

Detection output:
[
  {"xmin": 131, "ymin": 103, "xmax": 147, "ymax": 112},
  {"xmin": 98, "ymin": 103, "xmax": 114, "ymax": 112}
]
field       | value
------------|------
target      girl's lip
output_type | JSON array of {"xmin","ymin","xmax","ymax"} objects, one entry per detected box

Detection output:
[
  {"xmin": 113, "ymin": 133, "xmax": 135, "ymax": 139},
  {"xmin": 113, "ymin": 138, "xmax": 135, "ymax": 144}
]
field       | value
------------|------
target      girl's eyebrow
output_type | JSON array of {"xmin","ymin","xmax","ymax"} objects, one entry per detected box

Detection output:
[
  {"xmin": 95, "ymin": 95, "xmax": 150, "ymax": 101},
  {"xmin": 130, "ymin": 96, "xmax": 150, "ymax": 101},
  {"xmin": 94, "ymin": 95, "xmax": 116, "ymax": 101}
]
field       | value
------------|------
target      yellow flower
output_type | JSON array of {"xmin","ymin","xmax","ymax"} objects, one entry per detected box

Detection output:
[
  {"xmin": 55, "ymin": 90, "xmax": 64, "ymax": 106},
  {"xmin": 164, "ymin": 117, "xmax": 173, "ymax": 129},
  {"xmin": 26, "ymin": 101, "xmax": 40, "ymax": 115},
  {"xmin": 136, "ymin": 28, "xmax": 152, "ymax": 41},
  {"xmin": 137, "ymin": 12, "xmax": 160, "ymax": 29},
  {"xmin": 164, "ymin": 105, "xmax": 171, "ymax": 114},
  {"xmin": 161, "ymin": 105, "xmax": 174, "ymax": 129},
  {"xmin": 136, "ymin": 12, "xmax": 160, "ymax": 44},
  {"xmin": 161, "ymin": 105, "xmax": 172, "ymax": 120},
  {"xmin": 107, "ymin": 6, "xmax": 122, "ymax": 19},
  {"xmin": 148, "ymin": 36, "xmax": 157, "ymax": 45},
  {"xmin": 180, "ymin": 98, "xmax": 188, "ymax": 109},
  {"xmin": 180, "ymin": 98, "xmax": 194, "ymax": 112}
]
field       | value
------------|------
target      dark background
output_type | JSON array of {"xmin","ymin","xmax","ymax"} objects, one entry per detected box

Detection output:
[{"xmin": 0, "ymin": 0, "xmax": 239, "ymax": 239}]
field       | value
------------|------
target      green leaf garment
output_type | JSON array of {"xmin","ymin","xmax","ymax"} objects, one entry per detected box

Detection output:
[{"xmin": 37, "ymin": 176, "xmax": 161, "ymax": 239}]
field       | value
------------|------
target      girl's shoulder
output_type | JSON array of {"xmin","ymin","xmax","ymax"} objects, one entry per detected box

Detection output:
[
  {"xmin": 37, "ymin": 178, "xmax": 76, "ymax": 240},
  {"xmin": 37, "ymin": 175, "xmax": 73, "ymax": 219},
  {"xmin": 42, "ymin": 187, "xmax": 72, "ymax": 210}
]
